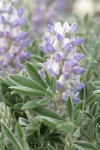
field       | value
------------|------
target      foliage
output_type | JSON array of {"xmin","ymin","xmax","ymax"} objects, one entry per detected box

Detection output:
[{"xmin": 0, "ymin": 2, "xmax": 100, "ymax": 150}]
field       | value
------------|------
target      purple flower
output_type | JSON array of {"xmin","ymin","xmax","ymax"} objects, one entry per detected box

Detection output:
[
  {"xmin": 54, "ymin": 53, "xmax": 63, "ymax": 61},
  {"xmin": 63, "ymin": 43, "xmax": 70, "ymax": 51},
  {"xmin": 56, "ymin": 33, "xmax": 63, "ymax": 41},
  {"xmin": 40, "ymin": 45, "xmax": 47, "ymax": 53},
  {"xmin": 73, "ymin": 98, "xmax": 81, "ymax": 104},
  {"xmin": 17, "ymin": 7, "xmax": 24, "ymax": 16},
  {"xmin": 76, "ymin": 82, "xmax": 85, "ymax": 91},
  {"xmin": 70, "ymin": 22, "xmax": 77, "ymax": 34},
  {"xmin": 75, "ymin": 53, "xmax": 85, "ymax": 61},
  {"xmin": 39, "ymin": 69, "xmax": 45, "ymax": 79},
  {"xmin": 19, "ymin": 18, "xmax": 26, "ymax": 26},
  {"xmin": 70, "ymin": 59, "xmax": 78, "ymax": 66},
  {"xmin": 40, "ymin": 21, "xmax": 85, "ymax": 109},
  {"xmin": 12, "ymin": 19, "xmax": 19, "ymax": 27},
  {"xmin": 8, "ymin": 6, "xmax": 13, "ymax": 14},
  {"xmin": 73, "ymin": 67, "xmax": 85, "ymax": 75},
  {"xmin": 72, "ymin": 38, "xmax": 84, "ymax": 46},
  {"xmin": 48, "ymin": 24, "xmax": 55, "ymax": 34},
  {"xmin": 0, "ymin": 1, "xmax": 31, "ymax": 73},
  {"xmin": 1, "ymin": 16, "xmax": 7, "ymax": 25},
  {"xmin": 62, "ymin": 61, "xmax": 72, "ymax": 76},
  {"xmin": 44, "ymin": 36, "xmax": 51, "ymax": 43},
  {"xmin": 46, "ymin": 43, "xmax": 55, "ymax": 52}
]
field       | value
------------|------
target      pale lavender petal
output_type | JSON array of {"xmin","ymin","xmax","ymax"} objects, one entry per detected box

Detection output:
[
  {"xmin": 19, "ymin": 18, "xmax": 26, "ymax": 26},
  {"xmin": 74, "ymin": 53, "xmax": 85, "ymax": 61},
  {"xmin": 8, "ymin": 6, "xmax": 13, "ymax": 13},
  {"xmin": 21, "ymin": 39, "xmax": 30, "ymax": 47},
  {"xmin": 39, "ymin": 69, "xmax": 45, "ymax": 79},
  {"xmin": 54, "ymin": 53, "xmax": 63, "ymax": 61},
  {"xmin": 44, "ymin": 36, "xmax": 51, "ymax": 43},
  {"xmin": 63, "ymin": 43, "xmax": 70, "ymax": 51},
  {"xmin": 73, "ymin": 98, "xmax": 81, "ymax": 104},
  {"xmin": 72, "ymin": 38, "xmax": 84, "ymax": 46},
  {"xmin": 73, "ymin": 67, "xmax": 85, "ymax": 75},
  {"xmin": 17, "ymin": 7, "xmax": 24, "ymax": 16},
  {"xmin": 70, "ymin": 22, "xmax": 77, "ymax": 34},
  {"xmin": 48, "ymin": 24, "xmax": 55, "ymax": 34},
  {"xmin": 70, "ymin": 59, "xmax": 78, "ymax": 66},
  {"xmin": 62, "ymin": 61, "xmax": 72, "ymax": 75},
  {"xmin": 12, "ymin": 19, "xmax": 19, "ymax": 27},
  {"xmin": 56, "ymin": 33, "xmax": 63, "ymax": 41},
  {"xmin": 76, "ymin": 82, "xmax": 85, "ymax": 91},
  {"xmin": 46, "ymin": 43, "xmax": 55, "ymax": 52},
  {"xmin": 40, "ymin": 45, "xmax": 47, "ymax": 53},
  {"xmin": 1, "ymin": 16, "xmax": 7, "ymax": 25}
]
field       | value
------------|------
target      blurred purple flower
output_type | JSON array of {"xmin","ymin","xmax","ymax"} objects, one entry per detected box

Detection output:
[{"xmin": 0, "ymin": 0, "xmax": 31, "ymax": 73}]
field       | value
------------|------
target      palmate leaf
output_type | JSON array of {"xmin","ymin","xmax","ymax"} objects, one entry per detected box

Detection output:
[
  {"xmin": 26, "ymin": 62, "xmax": 47, "ymax": 89},
  {"xmin": 56, "ymin": 122, "xmax": 74, "ymax": 133},
  {"xmin": 9, "ymin": 86, "xmax": 45, "ymax": 96},
  {"xmin": 33, "ymin": 107, "xmax": 64, "ymax": 120},
  {"xmin": 22, "ymin": 98, "xmax": 51, "ymax": 110},
  {"xmin": 36, "ymin": 116, "xmax": 66, "ymax": 128},
  {"xmin": 9, "ymin": 74, "xmax": 46, "ymax": 92},
  {"xmin": 74, "ymin": 141, "xmax": 99, "ymax": 150}
]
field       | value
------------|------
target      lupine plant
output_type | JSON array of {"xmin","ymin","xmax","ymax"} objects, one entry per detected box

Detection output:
[
  {"xmin": 0, "ymin": 0, "xmax": 31, "ymax": 73},
  {"xmin": 40, "ymin": 21, "xmax": 85, "ymax": 115},
  {"xmin": 0, "ymin": 1, "xmax": 100, "ymax": 150}
]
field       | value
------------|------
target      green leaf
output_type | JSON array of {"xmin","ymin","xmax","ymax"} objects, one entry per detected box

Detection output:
[
  {"xmin": 9, "ymin": 86, "xmax": 45, "ymax": 96},
  {"xmin": 92, "ymin": 81, "xmax": 100, "ymax": 88},
  {"xmin": 16, "ymin": 123, "xmax": 24, "ymax": 147},
  {"xmin": 93, "ymin": 90, "xmax": 100, "ymax": 95},
  {"xmin": 46, "ymin": 87, "xmax": 54, "ymax": 97},
  {"xmin": 80, "ymin": 128, "xmax": 92, "ymax": 141},
  {"xmin": 36, "ymin": 97, "xmax": 51, "ymax": 105},
  {"xmin": 19, "ymin": 117, "xmax": 29, "ymax": 126},
  {"xmin": 50, "ymin": 76, "xmax": 57, "ymax": 94},
  {"xmin": 33, "ymin": 107, "xmax": 64, "ymax": 120},
  {"xmin": 56, "ymin": 122, "xmax": 74, "ymax": 133},
  {"xmin": 1, "ymin": 121, "xmax": 23, "ymax": 150},
  {"xmin": 74, "ymin": 141, "xmax": 99, "ymax": 150},
  {"xmin": 22, "ymin": 100, "xmax": 39, "ymax": 110},
  {"xmin": 85, "ymin": 94, "xmax": 99, "ymax": 105},
  {"xmin": 47, "ymin": 144, "xmax": 56, "ymax": 150},
  {"xmin": 66, "ymin": 97, "xmax": 74, "ymax": 122},
  {"xmin": 95, "ymin": 123, "xmax": 100, "ymax": 143},
  {"xmin": 44, "ymin": 69, "xmax": 51, "ymax": 85},
  {"xmin": 9, "ymin": 75, "xmax": 45, "ymax": 92},
  {"xmin": 0, "ymin": 133, "xmax": 4, "ymax": 150},
  {"xmin": 32, "ymin": 54, "xmax": 45, "ymax": 63},
  {"xmin": 14, "ymin": 103, "xmax": 23, "ymax": 112},
  {"xmin": 36, "ymin": 116, "xmax": 66, "ymax": 128},
  {"xmin": 74, "ymin": 101, "xmax": 84, "ymax": 112},
  {"xmin": 16, "ymin": 123, "xmax": 30, "ymax": 150},
  {"xmin": 74, "ymin": 110, "xmax": 83, "ymax": 125},
  {"xmin": 26, "ymin": 62, "xmax": 47, "ymax": 89}
]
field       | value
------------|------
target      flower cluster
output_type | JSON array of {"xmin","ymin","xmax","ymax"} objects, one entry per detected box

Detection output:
[
  {"xmin": 40, "ymin": 21, "xmax": 85, "ymax": 104},
  {"xmin": 0, "ymin": 0, "xmax": 31, "ymax": 73}
]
